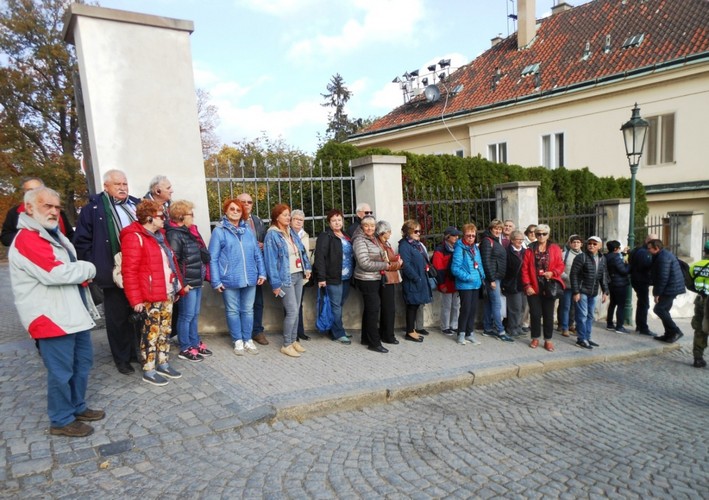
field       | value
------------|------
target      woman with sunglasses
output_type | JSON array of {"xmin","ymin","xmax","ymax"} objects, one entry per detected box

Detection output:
[
  {"xmin": 398, "ymin": 220, "xmax": 432, "ymax": 342},
  {"xmin": 451, "ymin": 224, "xmax": 485, "ymax": 345},
  {"xmin": 120, "ymin": 199, "xmax": 185, "ymax": 386},
  {"xmin": 521, "ymin": 224, "xmax": 565, "ymax": 352}
]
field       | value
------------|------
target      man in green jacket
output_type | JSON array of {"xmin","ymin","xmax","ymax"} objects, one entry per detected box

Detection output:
[{"xmin": 690, "ymin": 240, "xmax": 709, "ymax": 368}]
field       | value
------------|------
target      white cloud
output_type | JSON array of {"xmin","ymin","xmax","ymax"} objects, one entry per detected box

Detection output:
[
  {"xmin": 288, "ymin": 0, "xmax": 425, "ymax": 62},
  {"xmin": 235, "ymin": 0, "xmax": 321, "ymax": 16}
]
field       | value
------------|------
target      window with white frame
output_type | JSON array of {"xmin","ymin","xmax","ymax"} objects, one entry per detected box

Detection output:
[
  {"xmin": 541, "ymin": 133, "xmax": 564, "ymax": 169},
  {"xmin": 455, "ymin": 149, "xmax": 464, "ymax": 158},
  {"xmin": 488, "ymin": 142, "xmax": 507, "ymax": 163},
  {"xmin": 644, "ymin": 113, "xmax": 675, "ymax": 166}
]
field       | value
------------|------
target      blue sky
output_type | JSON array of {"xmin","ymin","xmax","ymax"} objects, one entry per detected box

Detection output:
[{"xmin": 97, "ymin": 0, "xmax": 592, "ymax": 154}]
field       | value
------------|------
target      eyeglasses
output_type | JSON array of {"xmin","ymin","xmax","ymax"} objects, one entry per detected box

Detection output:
[
  {"xmin": 154, "ymin": 213, "xmax": 166, "ymax": 220},
  {"xmin": 364, "ymin": 211, "xmax": 374, "ymax": 215},
  {"xmin": 535, "ymin": 232, "xmax": 548, "ymax": 236},
  {"xmin": 464, "ymin": 234, "xmax": 476, "ymax": 238},
  {"xmin": 186, "ymin": 213, "xmax": 194, "ymax": 217},
  {"xmin": 413, "ymin": 230, "xmax": 421, "ymax": 234},
  {"xmin": 588, "ymin": 242, "xmax": 599, "ymax": 246},
  {"xmin": 239, "ymin": 200, "xmax": 253, "ymax": 205}
]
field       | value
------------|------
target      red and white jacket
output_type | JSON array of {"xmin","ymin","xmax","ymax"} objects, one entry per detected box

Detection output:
[{"xmin": 9, "ymin": 213, "xmax": 97, "ymax": 339}]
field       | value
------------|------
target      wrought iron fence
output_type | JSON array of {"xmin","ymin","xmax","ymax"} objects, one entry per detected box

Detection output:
[
  {"xmin": 634, "ymin": 214, "xmax": 680, "ymax": 254},
  {"xmin": 404, "ymin": 185, "xmax": 500, "ymax": 251},
  {"xmin": 538, "ymin": 203, "xmax": 606, "ymax": 245},
  {"xmin": 205, "ymin": 159, "xmax": 358, "ymax": 237}
]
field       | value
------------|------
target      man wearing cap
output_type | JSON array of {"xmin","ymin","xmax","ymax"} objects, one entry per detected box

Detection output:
[
  {"xmin": 432, "ymin": 226, "xmax": 462, "ymax": 335},
  {"xmin": 647, "ymin": 239, "xmax": 685, "ymax": 343},
  {"xmin": 689, "ymin": 241, "xmax": 709, "ymax": 367},
  {"xmin": 570, "ymin": 236, "xmax": 609, "ymax": 349},
  {"xmin": 629, "ymin": 234, "xmax": 658, "ymax": 336}
]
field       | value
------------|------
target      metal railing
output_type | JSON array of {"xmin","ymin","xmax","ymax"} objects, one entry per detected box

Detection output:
[
  {"xmin": 404, "ymin": 185, "xmax": 500, "ymax": 250},
  {"xmin": 635, "ymin": 214, "xmax": 680, "ymax": 254},
  {"xmin": 538, "ymin": 202, "xmax": 606, "ymax": 245},
  {"xmin": 205, "ymin": 159, "xmax": 358, "ymax": 237}
]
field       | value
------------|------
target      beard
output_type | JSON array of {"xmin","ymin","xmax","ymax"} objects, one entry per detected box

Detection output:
[{"xmin": 34, "ymin": 213, "xmax": 59, "ymax": 230}]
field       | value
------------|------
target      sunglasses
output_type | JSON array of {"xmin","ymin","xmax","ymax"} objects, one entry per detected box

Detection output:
[
  {"xmin": 413, "ymin": 230, "xmax": 421, "ymax": 234},
  {"xmin": 535, "ymin": 232, "xmax": 548, "ymax": 236},
  {"xmin": 364, "ymin": 211, "xmax": 374, "ymax": 215},
  {"xmin": 464, "ymin": 234, "xmax": 476, "ymax": 238},
  {"xmin": 239, "ymin": 200, "xmax": 253, "ymax": 204}
]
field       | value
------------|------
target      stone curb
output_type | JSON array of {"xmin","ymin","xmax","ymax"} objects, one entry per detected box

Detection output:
[{"xmin": 270, "ymin": 342, "xmax": 682, "ymax": 423}]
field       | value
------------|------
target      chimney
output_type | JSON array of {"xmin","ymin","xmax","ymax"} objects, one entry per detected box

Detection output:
[
  {"xmin": 518, "ymin": 0, "xmax": 536, "ymax": 49},
  {"xmin": 551, "ymin": 1, "xmax": 573, "ymax": 15},
  {"xmin": 491, "ymin": 35, "xmax": 504, "ymax": 47}
]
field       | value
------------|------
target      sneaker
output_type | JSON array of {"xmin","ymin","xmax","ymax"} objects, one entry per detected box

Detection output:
[
  {"xmin": 233, "ymin": 340, "xmax": 245, "ymax": 355},
  {"xmin": 497, "ymin": 333, "xmax": 514, "ymax": 343},
  {"xmin": 457, "ymin": 333, "xmax": 467, "ymax": 345},
  {"xmin": 157, "ymin": 364, "xmax": 182, "ymax": 379},
  {"xmin": 418, "ymin": 329, "xmax": 430, "ymax": 336},
  {"xmin": 244, "ymin": 340, "xmax": 259, "ymax": 355},
  {"xmin": 606, "ymin": 324, "xmax": 615, "ymax": 331},
  {"xmin": 481, "ymin": 330, "xmax": 497, "ymax": 338},
  {"xmin": 280, "ymin": 344, "xmax": 301, "ymax": 357},
  {"xmin": 178, "ymin": 348, "xmax": 204, "ymax": 362},
  {"xmin": 335, "ymin": 335, "xmax": 351, "ymax": 345},
  {"xmin": 50, "ymin": 420, "xmax": 94, "ymax": 437},
  {"xmin": 197, "ymin": 341, "xmax": 213, "ymax": 357},
  {"xmin": 561, "ymin": 330, "xmax": 571, "ymax": 337},
  {"xmin": 637, "ymin": 329, "xmax": 657, "ymax": 337},
  {"xmin": 576, "ymin": 340, "xmax": 592, "ymax": 350},
  {"xmin": 142, "ymin": 372, "xmax": 169, "ymax": 386},
  {"xmin": 615, "ymin": 327, "xmax": 631, "ymax": 334},
  {"xmin": 693, "ymin": 358, "xmax": 706, "ymax": 368},
  {"xmin": 588, "ymin": 340, "xmax": 600, "ymax": 347},
  {"xmin": 467, "ymin": 336, "xmax": 481, "ymax": 346},
  {"xmin": 292, "ymin": 341, "xmax": 306, "ymax": 353},
  {"xmin": 442, "ymin": 329, "xmax": 455, "ymax": 336}
]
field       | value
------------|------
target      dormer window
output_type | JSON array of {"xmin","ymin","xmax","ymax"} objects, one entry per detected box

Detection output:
[
  {"xmin": 521, "ymin": 63, "xmax": 540, "ymax": 77},
  {"xmin": 622, "ymin": 33, "xmax": 645, "ymax": 49}
]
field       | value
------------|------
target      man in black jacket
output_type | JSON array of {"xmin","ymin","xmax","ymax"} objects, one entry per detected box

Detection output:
[
  {"xmin": 629, "ymin": 234, "xmax": 658, "ymax": 336},
  {"xmin": 647, "ymin": 239, "xmax": 686, "ymax": 343},
  {"xmin": 570, "ymin": 236, "xmax": 609, "ymax": 349}
]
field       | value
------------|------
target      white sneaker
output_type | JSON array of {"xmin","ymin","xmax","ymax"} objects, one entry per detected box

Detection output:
[
  {"xmin": 244, "ymin": 340, "xmax": 259, "ymax": 355},
  {"xmin": 233, "ymin": 340, "xmax": 245, "ymax": 356},
  {"xmin": 457, "ymin": 333, "xmax": 467, "ymax": 345}
]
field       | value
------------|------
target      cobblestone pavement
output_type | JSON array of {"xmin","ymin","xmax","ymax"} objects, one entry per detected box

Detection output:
[{"xmin": 1, "ymin": 262, "xmax": 707, "ymax": 498}]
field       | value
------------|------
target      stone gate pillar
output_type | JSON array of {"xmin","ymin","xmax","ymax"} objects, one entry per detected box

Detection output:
[{"xmin": 496, "ymin": 181, "xmax": 541, "ymax": 226}]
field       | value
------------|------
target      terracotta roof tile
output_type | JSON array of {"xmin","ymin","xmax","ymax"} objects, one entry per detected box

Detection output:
[{"xmin": 356, "ymin": 0, "xmax": 709, "ymax": 137}]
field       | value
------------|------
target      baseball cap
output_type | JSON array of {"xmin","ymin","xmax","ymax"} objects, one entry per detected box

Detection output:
[
  {"xmin": 444, "ymin": 226, "xmax": 462, "ymax": 237},
  {"xmin": 587, "ymin": 236, "xmax": 602, "ymax": 244}
]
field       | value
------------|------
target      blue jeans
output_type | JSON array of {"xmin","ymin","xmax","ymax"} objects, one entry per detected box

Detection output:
[
  {"xmin": 222, "ymin": 286, "xmax": 257, "ymax": 342},
  {"xmin": 654, "ymin": 295, "xmax": 680, "ymax": 336},
  {"xmin": 177, "ymin": 286, "xmax": 202, "ymax": 351},
  {"xmin": 574, "ymin": 294, "xmax": 597, "ymax": 342},
  {"xmin": 559, "ymin": 289, "xmax": 574, "ymax": 330},
  {"xmin": 326, "ymin": 280, "xmax": 351, "ymax": 339},
  {"xmin": 281, "ymin": 272, "xmax": 304, "ymax": 345},
  {"xmin": 39, "ymin": 331, "xmax": 93, "ymax": 427},
  {"xmin": 483, "ymin": 279, "xmax": 504, "ymax": 333}
]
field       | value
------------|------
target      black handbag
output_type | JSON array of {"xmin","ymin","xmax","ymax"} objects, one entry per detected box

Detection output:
[{"xmin": 539, "ymin": 277, "xmax": 563, "ymax": 299}]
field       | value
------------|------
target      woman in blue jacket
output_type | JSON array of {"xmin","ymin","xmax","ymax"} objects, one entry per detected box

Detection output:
[
  {"xmin": 398, "ymin": 219, "xmax": 432, "ymax": 343},
  {"xmin": 264, "ymin": 203, "xmax": 312, "ymax": 358},
  {"xmin": 451, "ymin": 223, "xmax": 486, "ymax": 345},
  {"xmin": 209, "ymin": 199, "xmax": 266, "ymax": 356}
]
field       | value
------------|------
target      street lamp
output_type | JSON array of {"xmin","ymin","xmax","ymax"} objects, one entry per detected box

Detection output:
[{"xmin": 621, "ymin": 103, "xmax": 649, "ymax": 326}]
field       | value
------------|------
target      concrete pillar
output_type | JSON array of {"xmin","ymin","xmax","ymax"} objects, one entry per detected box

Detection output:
[
  {"xmin": 594, "ymin": 198, "xmax": 630, "ymax": 244},
  {"xmin": 63, "ymin": 5, "xmax": 210, "ymax": 237},
  {"xmin": 350, "ymin": 155, "xmax": 407, "ymax": 236},
  {"xmin": 669, "ymin": 211, "xmax": 705, "ymax": 262},
  {"xmin": 496, "ymin": 181, "xmax": 541, "ymax": 226}
]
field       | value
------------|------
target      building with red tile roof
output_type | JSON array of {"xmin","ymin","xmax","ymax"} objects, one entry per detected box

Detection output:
[{"xmin": 349, "ymin": 0, "xmax": 709, "ymax": 218}]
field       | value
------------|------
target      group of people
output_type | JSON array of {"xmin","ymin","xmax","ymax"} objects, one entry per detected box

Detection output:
[
  {"xmin": 432, "ymin": 219, "xmax": 696, "ymax": 352},
  {"xmin": 5, "ymin": 174, "xmax": 708, "ymax": 438}
]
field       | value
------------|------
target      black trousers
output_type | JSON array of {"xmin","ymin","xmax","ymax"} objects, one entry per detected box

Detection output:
[
  {"xmin": 607, "ymin": 284, "xmax": 628, "ymax": 327},
  {"xmin": 103, "ymin": 286, "xmax": 138, "ymax": 364},
  {"xmin": 527, "ymin": 293, "xmax": 556, "ymax": 340},
  {"xmin": 405, "ymin": 304, "xmax": 420, "ymax": 334},
  {"xmin": 357, "ymin": 279, "xmax": 382, "ymax": 348},
  {"xmin": 633, "ymin": 282, "xmax": 651, "ymax": 332},
  {"xmin": 458, "ymin": 289, "xmax": 480, "ymax": 335},
  {"xmin": 379, "ymin": 283, "xmax": 396, "ymax": 342}
]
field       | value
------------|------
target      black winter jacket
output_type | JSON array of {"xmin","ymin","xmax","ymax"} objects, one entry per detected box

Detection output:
[
  {"xmin": 314, "ymin": 229, "xmax": 347, "ymax": 285},
  {"xmin": 605, "ymin": 252, "xmax": 630, "ymax": 288},
  {"xmin": 650, "ymin": 249, "xmax": 686, "ymax": 297},
  {"xmin": 166, "ymin": 225, "xmax": 205, "ymax": 287},
  {"xmin": 629, "ymin": 245, "xmax": 653, "ymax": 286},
  {"xmin": 501, "ymin": 245, "xmax": 526, "ymax": 294},
  {"xmin": 479, "ymin": 231, "xmax": 507, "ymax": 283},
  {"xmin": 570, "ymin": 251, "xmax": 609, "ymax": 296}
]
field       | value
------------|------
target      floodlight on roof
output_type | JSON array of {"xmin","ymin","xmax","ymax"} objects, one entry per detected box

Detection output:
[
  {"xmin": 427, "ymin": 64, "xmax": 437, "ymax": 72},
  {"xmin": 438, "ymin": 59, "xmax": 451, "ymax": 68},
  {"xmin": 409, "ymin": 69, "xmax": 419, "ymax": 77}
]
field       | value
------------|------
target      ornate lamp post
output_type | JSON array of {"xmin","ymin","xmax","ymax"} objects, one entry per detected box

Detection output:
[{"xmin": 621, "ymin": 103, "xmax": 649, "ymax": 326}]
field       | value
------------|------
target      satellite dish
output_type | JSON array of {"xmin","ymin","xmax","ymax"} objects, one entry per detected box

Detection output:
[{"xmin": 424, "ymin": 85, "xmax": 441, "ymax": 102}]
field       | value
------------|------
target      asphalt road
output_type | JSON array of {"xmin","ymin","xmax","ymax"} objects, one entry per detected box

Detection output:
[{"xmin": 3, "ymin": 348, "xmax": 707, "ymax": 499}]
